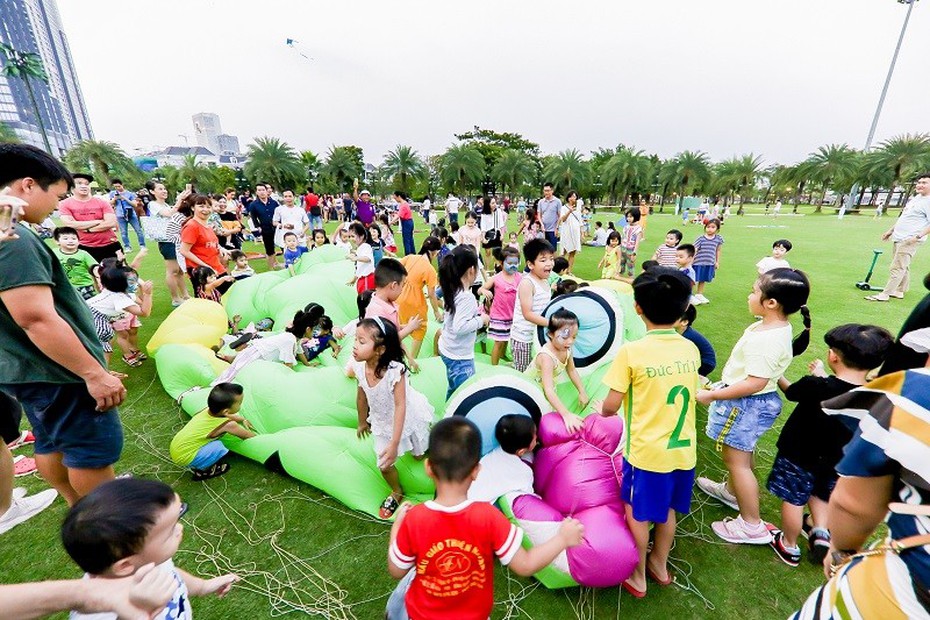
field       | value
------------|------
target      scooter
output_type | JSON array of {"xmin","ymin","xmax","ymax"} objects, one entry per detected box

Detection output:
[{"xmin": 855, "ymin": 249, "xmax": 884, "ymax": 291}]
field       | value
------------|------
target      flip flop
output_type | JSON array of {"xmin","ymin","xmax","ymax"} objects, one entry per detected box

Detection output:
[
  {"xmin": 865, "ymin": 295, "xmax": 889, "ymax": 302},
  {"xmin": 621, "ymin": 580, "xmax": 647, "ymax": 599},
  {"xmin": 646, "ymin": 564, "xmax": 673, "ymax": 586},
  {"xmin": 109, "ymin": 370, "xmax": 129, "ymax": 379},
  {"xmin": 192, "ymin": 462, "xmax": 230, "ymax": 481}
]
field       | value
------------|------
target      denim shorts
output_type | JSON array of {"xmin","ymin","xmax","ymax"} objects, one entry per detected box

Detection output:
[
  {"xmin": 158, "ymin": 241, "xmax": 177, "ymax": 260},
  {"xmin": 621, "ymin": 461, "xmax": 695, "ymax": 523},
  {"xmin": 766, "ymin": 453, "xmax": 837, "ymax": 506},
  {"xmin": 188, "ymin": 440, "xmax": 229, "ymax": 470},
  {"xmin": 705, "ymin": 391, "xmax": 782, "ymax": 452},
  {"xmin": 441, "ymin": 355, "xmax": 475, "ymax": 400},
  {"xmin": 0, "ymin": 382, "xmax": 123, "ymax": 469}
]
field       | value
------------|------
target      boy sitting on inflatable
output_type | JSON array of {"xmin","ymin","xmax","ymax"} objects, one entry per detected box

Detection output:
[
  {"xmin": 468, "ymin": 414, "xmax": 536, "ymax": 503},
  {"xmin": 386, "ymin": 417, "xmax": 583, "ymax": 620}
]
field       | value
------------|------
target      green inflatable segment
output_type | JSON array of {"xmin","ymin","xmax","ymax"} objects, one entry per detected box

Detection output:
[
  {"xmin": 617, "ymin": 292, "xmax": 646, "ymax": 343},
  {"xmin": 155, "ymin": 344, "xmax": 227, "ymax": 400},
  {"xmin": 222, "ymin": 269, "xmax": 290, "ymax": 326},
  {"xmin": 293, "ymin": 244, "xmax": 350, "ymax": 274}
]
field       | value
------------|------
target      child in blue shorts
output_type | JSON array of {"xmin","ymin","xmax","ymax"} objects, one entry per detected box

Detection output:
[
  {"xmin": 696, "ymin": 268, "xmax": 812, "ymax": 546},
  {"xmin": 691, "ymin": 218, "xmax": 724, "ymax": 304},
  {"xmin": 601, "ymin": 267, "xmax": 699, "ymax": 598}
]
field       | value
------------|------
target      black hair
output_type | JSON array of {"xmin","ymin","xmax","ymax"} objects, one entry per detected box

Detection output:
[
  {"xmin": 433, "ymin": 226, "xmax": 449, "ymax": 242},
  {"xmin": 492, "ymin": 245, "xmax": 520, "ymax": 264},
  {"xmin": 555, "ymin": 279, "xmax": 579, "ymax": 296},
  {"xmin": 375, "ymin": 257, "xmax": 406, "ymax": 288},
  {"xmin": 705, "ymin": 218, "xmax": 721, "ymax": 229},
  {"xmin": 607, "ymin": 223, "xmax": 616, "ymax": 231},
  {"xmin": 357, "ymin": 317, "xmax": 405, "ymax": 378},
  {"xmin": 110, "ymin": 178, "xmax": 123, "ymax": 185},
  {"xmin": 428, "ymin": 417, "xmax": 481, "ymax": 482},
  {"xmin": 625, "ymin": 207, "xmax": 641, "ymax": 223},
  {"xmin": 378, "ymin": 213, "xmax": 394, "ymax": 235},
  {"xmin": 283, "ymin": 231, "xmax": 297, "ymax": 241},
  {"xmin": 53, "ymin": 226, "xmax": 79, "ymax": 240},
  {"xmin": 824, "ymin": 324, "xmax": 893, "ymax": 371},
  {"xmin": 543, "ymin": 182, "xmax": 554, "ymax": 190},
  {"xmin": 668, "ymin": 229, "xmax": 683, "ymax": 243},
  {"xmin": 439, "ymin": 245, "xmax": 479, "ymax": 315},
  {"xmin": 230, "ymin": 249, "xmax": 246, "ymax": 261},
  {"xmin": 481, "ymin": 196, "xmax": 492, "ymax": 215},
  {"xmin": 357, "ymin": 290, "xmax": 374, "ymax": 320},
  {"xmin": 100, "ymin": 266, "xmax": 130, "ymax": 293},
  {"xmin": 632, "ymin": 267, "xmax": 692, "ymax": 325},
  {"xmin": 348, "ymin": 221, "xmax": 369, "ymax": 242},
  {"xmin": 495, "ymin": 414, "xmax": 536, "ymax": 455},
  {"xmin": 773, "ymin": 239, "xmax": 793, "ymax": 251},
  {"xmin": 0, "ymin": 143, "xmax": 73, "ymax": 190},
  {"xmin": 523, "ymin": 238, "xmax": 554, "ymax": 264},
  {"xmin": 61, "ymin": 478, "xmax": 177, "ymax": 575},
  {"xmin": 682, "ymin": 303, "xmax": 697, "ymax": 327},
  {"xmin": 553, "ymin": 256, "xmax": 569, "ymax": 274},
  {"xmin": 641, "ymin": 260, "xmax": 660, "ymax": 272},
  {"xmin": 565, "ymin": 190, "xmax": 578, "ymax": 202},
  {"xmin": 548, "ymin": 308, "xmax": 579, "ymax": 334},
  {"xmin": 311, "ymin": 228, "xmax": 330, "ymax": 244},
  {"xmin": 607, "ymin": 231, "xmax": 620, "ymax": 244},
  {"xmin": 915, "ymin": 172, "xmax": 930, "ymax": 181},
  {"xmin": 465, "ymin": 210, "xmax": 479, "ymax": 222},
  {"xmin": 758, "ymin": 268, "xmax": 812, "ymax": 356},
  {"xmin": 317, "ymin": 315, "xmax": 334, "ymax": 332},
  {"xmin": 595, "ymin": 221, "xmax": 603, "ymax": 227},
  {"xmin": 287, "ymin": 303, "xmax": 325, "ymax": 338},
  {"xmin": 190, "ymin": 266, "xmax": 217, "ymax": 297},
  {"xmin": 419, "ymin": 235, "xmax": 441, "ymax": 255},
  {"xmin": 677, "ymin": 243, "xmax": 695, "ymax": 257},
  {"xmin": 449, "ymin": 221, "xmax": 459, "ymax": 233},
  {"xmin": 393, "ymin": 190, "xmax": 408, "ymax": 201},
  {"xmin": 208, "ymin": 382, "xmax": 243, "ymax": 414}
]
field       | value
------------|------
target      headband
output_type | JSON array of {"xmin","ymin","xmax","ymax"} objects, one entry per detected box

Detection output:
[{"xmin": 372, "ymin": 316, "xmax": 387, "ymax": 334}]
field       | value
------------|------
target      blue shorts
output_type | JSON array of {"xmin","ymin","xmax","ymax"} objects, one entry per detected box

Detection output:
[
  {"xmin": 766, "ymin": 453, "xmax": 837, "ymax": 506},
  {"xmin": 621, "ymin": 461, "xmax": 695, "ymax": 523},
  {"xmin": 157, "ymin": 241, "xmax": 177, "ymax": 260},
  {"xmin": 0, "ymin": 382, "xmax": 123, "ymax": 469},
  {"xmin": 693, "ymin": 264, "xmax": 716, "ymax": 283},
  {"xmin": 705, "ymin": 391, "xmax": 782, "ymax": 452},
  {"xmin": 188, "ymin": 440, "xmax": 229, "ymax": 470}
]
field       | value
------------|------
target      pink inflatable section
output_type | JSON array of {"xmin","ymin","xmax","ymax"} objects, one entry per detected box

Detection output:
[{"xmin": 511, "ymin": 413, "xmax": 638, "ymax": 587}]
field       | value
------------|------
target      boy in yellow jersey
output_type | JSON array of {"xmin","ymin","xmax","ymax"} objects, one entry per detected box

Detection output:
[{"xmin": 600, "ymin": 267, "xmax": 699, "ymax": 598}]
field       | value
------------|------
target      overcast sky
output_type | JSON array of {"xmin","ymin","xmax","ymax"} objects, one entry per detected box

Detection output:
[{"xmin": 58, "ymin": 0, "xmax": 929, "ymax": 167}]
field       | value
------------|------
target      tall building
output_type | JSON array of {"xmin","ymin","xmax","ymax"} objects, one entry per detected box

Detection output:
[
  {"xmin": 0, "ymin": 0, "xmax": 93, "ymax": 155},
  {"xmin": 216, "ymin": 133, "xmax": 240, "ymax": 155},
  {"xmin": 192, "ymin": 112, "xmax": 240, "ymax": 155}
]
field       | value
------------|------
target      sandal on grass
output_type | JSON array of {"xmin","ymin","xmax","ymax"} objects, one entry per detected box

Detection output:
[
  {"xmin": 191, "ymin": 462, "xmax": 230, "ymax": 481},
  {"xmin": 378, "ymin": 493, "xmax": 401, "ymax": 519},
  {"xmin": 131, "ymin": 350, "xmax": 148, "ymax": 361},
  {"xmin": 109, "ymin": 370, "xmax": 129, "ymax": 379},
  {"xmin": 865, "ymin": 295, "xmax": 889, "ymax": 302},
  {"xmin": 122, "ymin": 354, "xmax": 142, "ymax": 367}
]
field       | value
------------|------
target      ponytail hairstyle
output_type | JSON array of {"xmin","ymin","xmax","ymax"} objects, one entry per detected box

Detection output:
[
  {"xmin": 287, "ymin": 303, "xmax": 325, "ymax": 338},
  {"xmin": 418, "ymin": 235, "xmax": 441, "ymax": 256},
  {"xmin": 357, "ymin": 317, "xmax": 405, "ymax": 378},
  {"xmin": 438, "ymin": 245, "xmax": 479, "ymax": 316},
  {"xmin": 190, "ymin": 266, "xmax": 217, "ymax": 297},
  {"xmin": 378, "ymin": 213, "xmax": 394, "ymax": 235},
  {"xmin": 758, "ymin": 267, "xmax": 812, "ymax": 356},
  {"xmin": 357, "ymin": 289, "xmax": 374, "ymax": 321}
]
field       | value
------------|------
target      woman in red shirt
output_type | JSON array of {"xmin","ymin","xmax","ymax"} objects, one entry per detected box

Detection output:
[
  {"xmin": 179, "ymin": 194, "xmax": 234, "ymax": 294},
  {"xmin": 393, "ymin": 191, "xmax": 415, "ymax": 255}
]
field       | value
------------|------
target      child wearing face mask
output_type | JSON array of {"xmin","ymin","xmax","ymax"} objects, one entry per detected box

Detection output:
[{"xmin": 477, "ymin": 246, "xmax": 522, "ymax": 366}]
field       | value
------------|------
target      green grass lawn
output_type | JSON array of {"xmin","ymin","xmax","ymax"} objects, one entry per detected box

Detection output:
[{"xmin": 3, "ymin": 205, "xmax": 927, "ymax": 619}]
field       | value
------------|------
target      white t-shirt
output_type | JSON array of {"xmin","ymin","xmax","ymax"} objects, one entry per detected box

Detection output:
[
  {"xmin": 591, "ymin": 228, "xmax": 608, "ymax": 246},
  {"xmin": 252, "ymin": 331, "xmax": 298, "ymax": 365},
  {"xmin": 892, "ymin": 194, "xmax": 930, "ymax": 242},
  {"xmin": 721, "ymin": 322, "xmax": 793, "ymax": 394},
  {"xmin": 468, "ymin": 447, "xmax": 535, "ymax": 503},
  {"xmin": 423, "ymin": 198, "xmax": 431, "ymax": 211},
  {"xmin": 272, "ymin": 205, "xmax": 309, "ymax": 247},
  {"xmin": 446, "ymin": 196, "xmax": 461, "ymax": 214},
  {"xmin": 355, "ymin": 242, "xmax": 374, "ymax": 277},
  {"xmin": 756, "ymin": 256, "xmax": 791, "ymax": 274},
  {"xmin": 86, "ymin": 290, "xmax": 136, "ymax": 321},
  {"xmin": 70, "ymin": 560, "xmax": 190, "ymax": 620}
]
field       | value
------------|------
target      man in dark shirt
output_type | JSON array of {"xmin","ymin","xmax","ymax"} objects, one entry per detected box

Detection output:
[{"xmin": 247, "ymin": 183, "xmax": 280, "ymax": 270}]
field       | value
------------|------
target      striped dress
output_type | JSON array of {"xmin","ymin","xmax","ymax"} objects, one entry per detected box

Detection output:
[{"xmin": 792, "ymin": 369, "xmax": 930, "ymax": 619}]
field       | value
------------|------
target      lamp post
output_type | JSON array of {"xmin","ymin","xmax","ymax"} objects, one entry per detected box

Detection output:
[{"xmin": 842, "ymin": 0, "xmax": 919, "ymax": 218}]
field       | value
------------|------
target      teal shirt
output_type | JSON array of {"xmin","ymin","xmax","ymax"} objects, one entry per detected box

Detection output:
[{"xmin": 0, "ymin": 223, "xmax": 106, "ymax": 384}]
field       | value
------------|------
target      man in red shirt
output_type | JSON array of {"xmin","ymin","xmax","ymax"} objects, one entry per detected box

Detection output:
[
  {"xmin": 58, "ymin": 173, "xmax": 121, "ymax": 262},
  {"xmin": 303, "ymin": 187, "xmax": 322, "ymax": 226}
]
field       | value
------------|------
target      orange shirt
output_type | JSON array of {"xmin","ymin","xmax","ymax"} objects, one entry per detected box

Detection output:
[
  {"xmin": 398, "ymin": 254, "xmax": 438, "ymax": 339},
  {"xmin": 180, "ymin": 219, "xmax": 226, "ymax": 274}
]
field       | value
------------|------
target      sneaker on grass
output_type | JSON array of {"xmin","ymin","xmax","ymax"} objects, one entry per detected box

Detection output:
[
  {"xmin": 711, "ymin": 516, "xmax": 773, "ymax": 545},
  {"xmin": 696, "ymin": 476, "xmax": 739, "ymax": 511},
  {"xmin": 6, "ymin": 430, "xmax": 35, "ymax": 449},
  {"xmin": 769, "ymin": 529, "xmax": 801, "ymax": 567},
  {"xmin": 12, "ymin": 455, "xmax": 36, "ymax": 477},
  {"xmin": 0, "ymin": 488, "xmax": 57, "ymax": 535},
  {"xmin": 808, "ymin": 528, "xmax": 831, "ymax": 565}
]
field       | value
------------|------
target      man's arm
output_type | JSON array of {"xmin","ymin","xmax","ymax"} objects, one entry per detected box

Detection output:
[
  {"xmin": 0, "ymin": 285, "xmax": 125, "ymax": 410},
  {"xmin": 86, "ymin": 211, "xmax": 117, "ymax": 233},
  {"xmin": 59, "ymin": 212, "xmax": 102, "ymax": 231}
]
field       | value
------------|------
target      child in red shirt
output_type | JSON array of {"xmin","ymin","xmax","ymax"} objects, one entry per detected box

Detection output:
[{"xmin": 386, "ymin": 417, "xmax": 584, "ymax": 620}]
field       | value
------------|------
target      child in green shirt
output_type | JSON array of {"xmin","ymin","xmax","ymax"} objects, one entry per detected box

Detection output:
[
  {"xmin": 53, "ymin": 226, "xmax": 98, "ymax": 300},
  {"xmin": 169, "ymin": 383, "xmax": 255, "ymax": 481}
]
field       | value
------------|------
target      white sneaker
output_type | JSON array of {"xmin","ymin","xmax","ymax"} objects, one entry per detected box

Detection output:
[
  {"xmin": 696, "ymin": 476, "xmax": 739, "ymax": 511},
  {"xmin": 711, "ymin": 516, "xmax": 773, "ymax": 545},
  {"xmin": 0, "ymin": 488, "xmax": 58, "ymax": 535},
  {"xmin": 697, "ymin": 294, "xmax": 710, "ymax": 304},
  {"xmin": 12, "ymin": 487, "xmax": 26, "ymax": 501}
]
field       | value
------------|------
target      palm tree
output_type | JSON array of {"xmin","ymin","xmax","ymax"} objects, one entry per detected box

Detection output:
[
  {"xmin": 865, "ymin": 133, "xmax": 930, "ymax": 204},
  {"xmin": 542, "ymin": 149, "xmax": 591, "ymax": 196},
  {"xmin": 177, "ymin": 154, "xmax": 217, "ymax": 191},
  {"xmin": 0, "ymin": 121, "xmax": 19, "ymax": 143},
  {"xmin": 663, "ymin": 151, "xmax": 712, "ymax": 211},
  {"xmin": 321, "ymin": 146, "xmax": 365, "ymax": 192},
  {"xmin": 244, "ymin": 137, "xmax": 305, "ymax": 190},
  {"xmin": 805, "ymin": 144, "xmax": 861, "ymax": 211},
  {"xmin": 492, "ymin": 150, "xmax": 535, "ymax": 198},
  {"xmin": 0, "ymin": 43, "xmax": 51, "ymax": 153},
  {"xmin": 300, "ymin": 150, "xmax": 321, "ymax": 188},
  {"xmin": 63, "ymin": 140, "xmax": 135, "ymax": 181},
  {"xmin": 381, "ymin": 145, "xmax": 427, "ymax": 193},
  {"xmin": 439, "ymin": 144, "xmax": 485, "ymax": 195},
  {"xmin": 599, "ymin": 147, "xmax": 652, "ymax": 204}
]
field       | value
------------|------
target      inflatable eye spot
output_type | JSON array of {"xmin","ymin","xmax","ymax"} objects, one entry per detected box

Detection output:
[{"xmin": 536, "ymin": 288, "xmax": 622, "ymax": 371}]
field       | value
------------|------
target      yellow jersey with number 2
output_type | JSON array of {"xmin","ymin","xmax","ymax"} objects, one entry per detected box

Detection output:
[{"xmin": 603, "ymin": 329, "xmax": 700, "ymax": 473}]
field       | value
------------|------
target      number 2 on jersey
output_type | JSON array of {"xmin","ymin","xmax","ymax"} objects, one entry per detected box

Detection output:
[{"xmin": 667, "ymin": 385, "xmax": 691, "ymax": 449}]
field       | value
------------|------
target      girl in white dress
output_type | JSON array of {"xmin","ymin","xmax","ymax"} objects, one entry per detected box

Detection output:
[
  {"xmin": 558, "ymin": 190, "xmax": 583, "ymax": 274},
  {"xmin": 347, "ymin": 316, "xmax": 433, "ymax": 519}
]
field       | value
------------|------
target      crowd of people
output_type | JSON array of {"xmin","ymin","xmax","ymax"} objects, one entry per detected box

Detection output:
[{"xmin": 3, "ymin": 140, "xmax": 930, "ymax": 619}]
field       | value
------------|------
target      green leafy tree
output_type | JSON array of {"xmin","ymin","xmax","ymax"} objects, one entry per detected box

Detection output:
[
  {"xmin": 0, "ymin": 121, "xmax": 19, "ymax": 143},
  {"xmin": 176, "ymin": 155, "xmax": 216, "ymax": 191},
  {"xmin": 492, "ymin": 150, "xmax": 536, "ymax": 199},
  {"xmin": 542, "ymin": 149, "xmax": 591, "ymax": 196},
  {"xmin": 454, "ymin": 126, "xmax": 541, "ymax": 193},
  {"xmin": 439, "ymin": 144, "xmax": 485, "ymax": 195},
  {"xmin": 321, "ymin": 145, "xmax": 365, "ymax": 193},
  {"xmin": 300, "ymin": 150, "xmax": 321, "ymax": 188},
  {"xmin": 64, "ymin": 140, "xmax": 138, "ymax": 183},
  {"xmin": 659, "ymin": 151, "xmax": 712, "ymax": 211},
  {"xmin": 380, "ymin": 145, "xmax": 427, "ymax": 193},
  {"xmin": 863, "ymin": 133, "xmax": 930, "ymax": 203},
  {"xmin": 599, "ymin": 147, "xmax": 653, "ymax": 205},
  {"xmin": 244, "ymin": 137, "xmax": 305, "ymax": 190},
  {"xmin": 805, "ymin": 144, "xmax": 861, "ymax": 211},
  {"xmin": 712, "ymin": 154, "xmax": 763, "ymax": 206},
  {"xmin": 0, "ymin": 43, "xmax": 51, "ymax": 153}
]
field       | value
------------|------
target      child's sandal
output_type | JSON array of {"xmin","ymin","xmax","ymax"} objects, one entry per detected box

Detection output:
[
  {"xmin": 131, "ymin": 350, "xmax": 148, "ymax": 361},
  {"xmin": 122, "ymin": 354, "xmax": 142, "ymax": 367},
  {"xmin": 192, "ymin": 462, "xmax": 230, "ymax": 481},
  {"xmin": 378, "ymin": 494, "xmax": 401, "ymax": 519}
]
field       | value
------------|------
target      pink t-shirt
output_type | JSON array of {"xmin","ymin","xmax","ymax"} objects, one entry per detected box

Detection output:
[
  {"xmin": 366, "ymin": 294, "xmax": 399, "ymax": 327},
  {"xmin": 398, "ymin": 202, "xmax": 412, "ymax": 221},
  {"xmin": 58, "ymin": 197, "xmax": 118, "ymax": 247},
  {"xmin": 489, "ymin": 272, "xmax": 521, "ymax": 322}
]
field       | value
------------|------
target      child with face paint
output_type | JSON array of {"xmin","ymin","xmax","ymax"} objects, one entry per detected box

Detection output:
[
  {"xmin": 524, "ymin": 309, "xmax": 589, "ymax": 433},
  {"xmin": 477, "ymin": 247, "xmax": 522, "ymax": 366}
]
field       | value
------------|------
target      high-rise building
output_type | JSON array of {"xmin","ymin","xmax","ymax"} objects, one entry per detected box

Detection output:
[
  {"xmin": 192, "ymin": 112, "xmax": 221, "ymax": 153},
  {"xmin": 216, "ymin": 133, "xmax": 240, "ymax": 155},
  {"xmin": 0, "ymin": 0, "xmax": 93, "ymax": 155}
]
